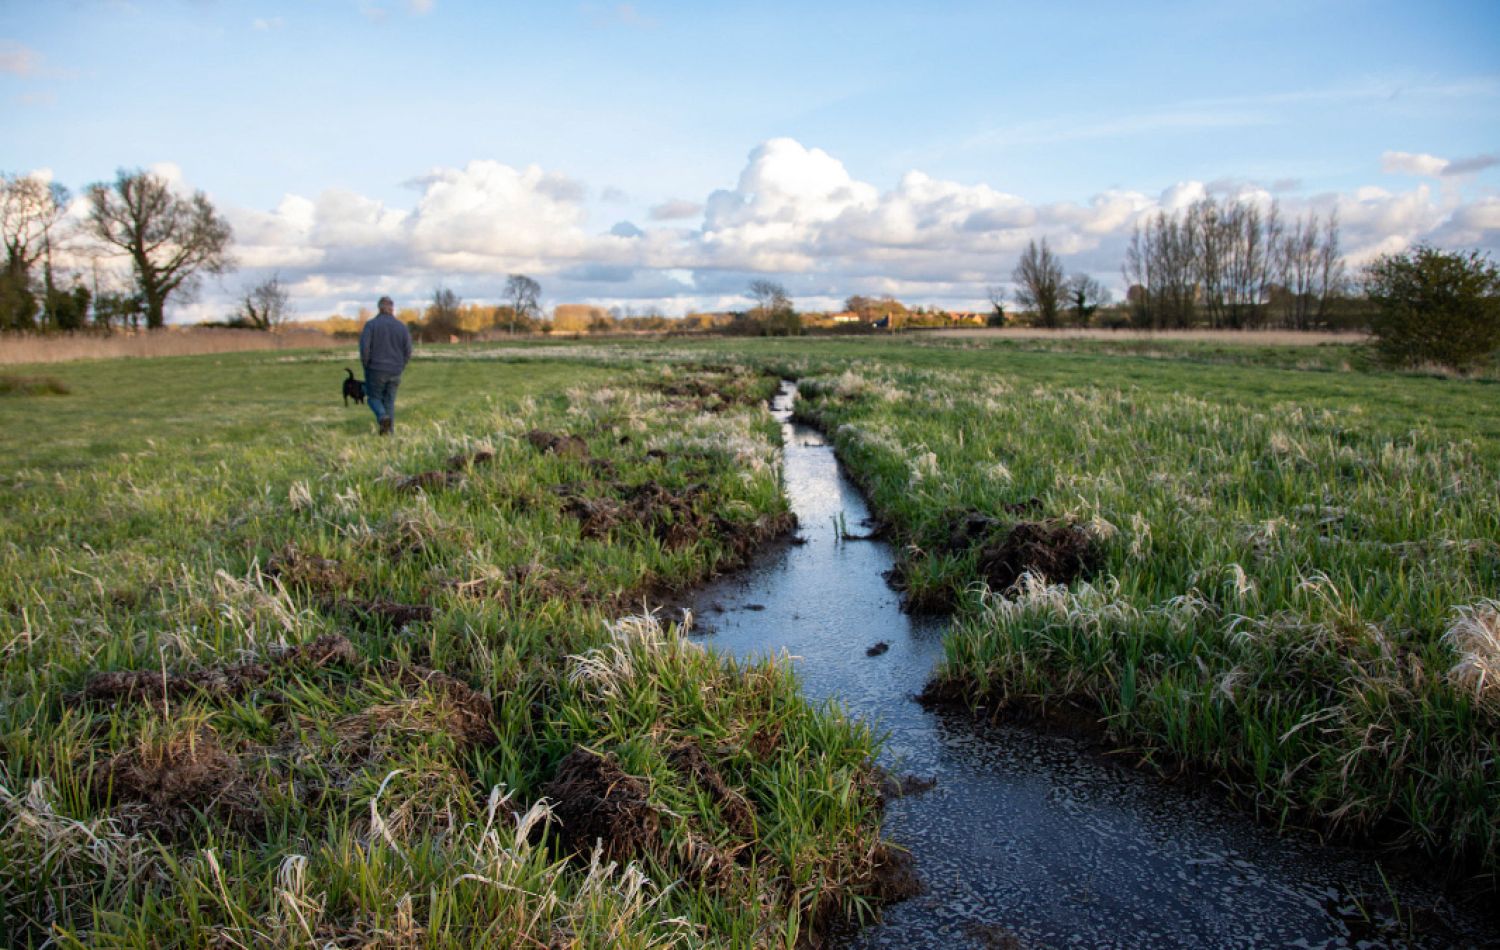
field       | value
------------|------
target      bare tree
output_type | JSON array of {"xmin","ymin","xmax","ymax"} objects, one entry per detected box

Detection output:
[
  {"xmin": 1, "ymin": 173, "xmax": 70, "ymax": 330},
  {"xmin": 1011, "ymin": 239, "xmax": 1065, "ymax": 328},
  {"xmin": 504, "ymin": 274, "xmax": 541, "ymax": 334},
  {"xmin": 748, "ymin": 278, "xmax": 799, "ymax": 334},
  {"xmin": 985, "ymin": 286, "xmax": 1007, "ymax": 326},
  {"xmin": 238, "ymin": 273, "xmax": 293, "ymax": 330},
  {"xmin": 85, "ymin": 169, "xmax": 233, "ymax": 328},
  {"xmin": 425, "ymin": 286, "xmax": 463, "ymax": 341},
  {"xmin": 1064, "ymin": 274, "xmax": 1110, "ymax": 327}
]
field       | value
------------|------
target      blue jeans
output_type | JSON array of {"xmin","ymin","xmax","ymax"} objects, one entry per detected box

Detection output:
[{"xmin": 364, "ymin": 369, "xmax": 401, "ymax": 423}]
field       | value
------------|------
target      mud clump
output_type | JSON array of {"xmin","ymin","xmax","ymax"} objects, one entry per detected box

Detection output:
[
  {"xmin": 867, "ymin": 843, "xmax": 924, "ymax": 903},
  {"xmin": 265, "ymin": 544, "xmax": 349, "ymax": 593},
  {"xmin": 526, "ymin": 430, "xmax": 590, "ymax": 460},
  {"xmin": 543, "ymin": 748, "xmax": 660, "ymax": 864},
  {"xmin": 939, "ymin": 500, "xmax": 1042, "ymax": 554},
  {"xmin": 874, "ymin": 768, "xmax": 937, "ymax": 805},
  {"xmin": 667, "ymin": 740, "xmax": 756, "ymax": 839},
  {"xmin": 329, "ymin": 597, "xmax": 434, "ymax": 629},
  {"xmin": 395, "ymin": 470, "xmax": 462, "ymax": 493},
  {"xmin": 866, "ymin": 641, "xmax": 890, "ymax": 657},
  {"xmin": 977, "ymin": 519, "xmax": 1101, "ymax": 593},
  {"xmin": 445, "ymin": 448, "xmax": 495, "ymax": 471},
  {"xmin": 382, "ymin": 662, "xmax": 498, "ymax": 750},
  {"xmin": 94, "ymin": 728, "xmax": 262, "ymax": 837},
  {"xmin": 80, "ymin": 634, "xmax": 358, "ymax": 706}
]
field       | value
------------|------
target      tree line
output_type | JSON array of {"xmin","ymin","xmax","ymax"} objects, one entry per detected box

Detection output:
[{"xmin": 2, "ymin": 169, "xmax": 234, "ymax": 332}]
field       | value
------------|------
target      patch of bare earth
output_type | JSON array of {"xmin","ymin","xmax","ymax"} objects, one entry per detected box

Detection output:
[
  {"xmin": 976, "ymin": 519, "xmax": 1102, "ymax": 594},
  {"xmin": 79, "ymin": 634, "xmax": 359, "ymax": 707},
  {"xmin": 542, "ymin": 747, "xmax": 660, "ymax": 864},
  {"xmin": 93, "ymin": 728, "xmax": 263, "ymax": 838}
]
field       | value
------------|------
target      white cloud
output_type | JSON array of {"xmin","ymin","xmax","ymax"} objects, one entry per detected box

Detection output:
[
  {"xmin": 252, "ymin": 17, "xmax": 285, "ymax": 31},
  {"xmin": 0, "ymin": 40, "xmax": 41, "ymax": 76},
  {"xmin": 1382, "ymin": 150, "xmax": 1500, "ymax": 178},
  {"xmin": 407, "ymin": 0, "xmax": 435, "ymax": 14},
  {"xmin": 121, "ymin": 139, "xmax": 1500, "ymax": 321}
]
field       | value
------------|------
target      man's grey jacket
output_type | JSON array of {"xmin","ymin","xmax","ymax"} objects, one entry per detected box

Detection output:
[{"xmin": 359, "ymin": 313, "xmax": 413, "ymax": 376}]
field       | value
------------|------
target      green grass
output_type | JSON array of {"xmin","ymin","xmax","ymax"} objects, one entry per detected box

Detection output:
[
  {"xmin": 785, "ymin": 346, "xmax": 1500, "ymax": 886},
  {"xmin": 0, "ymin": 349, "xmax": 887, "ymax": 947},
  {"xmin": 5, "ymin": 335, "xmax": 1497, "ymax": 946}
]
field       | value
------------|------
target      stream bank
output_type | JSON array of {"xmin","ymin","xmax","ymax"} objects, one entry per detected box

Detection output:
[{"xmin": 687, "ymin": 384, "xmax": 1496, "ymax": 948}]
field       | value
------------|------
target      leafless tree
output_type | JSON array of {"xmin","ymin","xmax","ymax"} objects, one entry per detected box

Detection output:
[
  {"xmin": 85, "ymin": 169, "xmax": 233, "ymax": 328},
  {"xmin": 985, "ymin": 286, "xmax": 1007, "ymax": 326},
  {"xmin": 238, "ymin": 273, "xmax": 293, "ymax": 330},
  {"xmin": 504, "ymin": 274, "xmax": 541, "ymax": 334},
  {"xmin": 425, "ymin": 286, "xmax": 463, "ymax": 340},
  {"xmin": 1011, "ymin": 239, "xmax": 1065, "ymax": 328},
  {"xmin": 1064, "ymin": 274, "xmax": 1110, "ymax": 327},
  {"xmin": 748, "ymin": 279, "xmax": 799, "ymax": 334},
  {"xmin": 1, "ymin": 173, "xmax": 71, "ymax": 330}
]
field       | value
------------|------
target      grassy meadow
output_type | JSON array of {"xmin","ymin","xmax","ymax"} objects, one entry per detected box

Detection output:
[
  {"xmin": 0, "ymin": 350, "xmax": 890, "ymax": 947},
  {"xmin": 2, "ymin": 333, "xmax": 1497, "ymax": 946}
]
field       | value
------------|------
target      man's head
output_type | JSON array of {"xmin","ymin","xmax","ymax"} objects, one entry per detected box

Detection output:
[{"xmin": 377, "ymin": 296, "xmax": 394, "ymax": 314}]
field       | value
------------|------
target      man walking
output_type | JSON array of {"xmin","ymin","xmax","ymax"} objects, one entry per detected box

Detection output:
[{"xmin": 359, "ymin": 296, "xmax": 413, "ymax": 436}]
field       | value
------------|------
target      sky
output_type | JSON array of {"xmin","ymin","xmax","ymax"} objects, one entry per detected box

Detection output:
[{"xmin": 2, "ymin": 0, "xmax": 1498, "ymax": 321}]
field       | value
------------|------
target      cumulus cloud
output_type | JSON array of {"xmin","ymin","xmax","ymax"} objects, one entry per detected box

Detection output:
[
  {"xmin": 147, "ymin": 139, "xmax": 1500, "ymax": 321},
  {"xmin": 1383, "ymin": 150, "xmax": 1500, "ymax": 178},
  {"xmin": 649, "ymin": 199, "xmax": 702, "ymax": 220}
]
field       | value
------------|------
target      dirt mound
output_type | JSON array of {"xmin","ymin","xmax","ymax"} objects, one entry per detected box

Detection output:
[
  {"xmin": 445, "ymin": 448, "xmax": 495, "ymax": 471},
  {"xmin": 264, "ymin": 544, "xmax": 349, "ymax": 592},
  {"xmin": 526, "ymin": 430, "xmax": 590, "ymax": 459},
  {"xmin": 542, "ymin": 748, "xmax": 660, "ymax": 863},
  {"xmin": 396, "ymin": 470, "xmax": 461, "ymax": 493},
  {"xmin": 329, "ymin": 597, "xmax": 434, "ymax": 629},
  {"xmin": 667, "ymin": 740, "xmax": 756, "ymax": 839},
  {"xmin": 80, "ymin": 634, "xmax": 358, "ymax": 706},
  {"xmin": 94, "ymin": 728, "xmax": 262, "ymax": 837},
  {"xmin": 939, "ymin": 500, "xmax": 1042, "ymax": 553},
  {"xmin": 650, "ymin": 373, "xmax": 768, "ymax": 412},
  {"xmin": 866, "ymin": 843, "xmax": 923, "ymax": 903},
  {"xmin": 976, "ymin": 520, "xmax": 1101, "ymax": 593},
  {"xmin": 558, "ymin": 480, "xmax": 795, "ymax": 560},
  {"xmin": 382, "ymin": 662, "xmax": 497, "ymax": 750}
]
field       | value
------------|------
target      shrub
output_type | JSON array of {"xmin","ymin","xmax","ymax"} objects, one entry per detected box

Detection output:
[{"xmin": 1365, "ymin": 245, "xmax": 1500, "ymax": 370}]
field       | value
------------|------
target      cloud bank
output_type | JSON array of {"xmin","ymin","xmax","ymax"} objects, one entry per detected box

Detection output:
[{"xmin": 143, "ymin": 139, "xmax": 1500, "ymax": 320}]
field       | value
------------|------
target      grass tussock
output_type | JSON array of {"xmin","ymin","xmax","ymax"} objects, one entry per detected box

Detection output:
[
  {"xmin": 0, "ymin": 374, "xmax": 71, "ymax": 396},
  {"xmin": 794, "ymin": 357, "xmax": 1500, "ymax": 885}
]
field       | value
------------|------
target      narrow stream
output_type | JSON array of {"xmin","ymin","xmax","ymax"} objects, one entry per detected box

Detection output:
[{"xmin": 688, "ymin": 384, "xmax": 1495, "ymax": 949}]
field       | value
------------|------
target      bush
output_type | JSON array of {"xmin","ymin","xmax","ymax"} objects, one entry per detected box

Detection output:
[{"xmin": 1366, "ymin": 245, "xmax": 1500, "ymax": 370}]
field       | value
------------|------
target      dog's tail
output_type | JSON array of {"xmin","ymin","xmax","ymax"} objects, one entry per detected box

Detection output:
[{"xmin": 346, "ymin": 367, "xmax": 355, "ymax": 380}]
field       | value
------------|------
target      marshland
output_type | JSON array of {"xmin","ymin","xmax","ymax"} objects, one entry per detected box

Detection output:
[{"xmin": 1, "ymin": 335, "xmax": 1496, "ymax": 947}]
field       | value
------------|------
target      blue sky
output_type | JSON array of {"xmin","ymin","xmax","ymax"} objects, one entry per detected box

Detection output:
[{"xmin": 3, "ymin": 0, "xmax": 1497, "ymax": 319}]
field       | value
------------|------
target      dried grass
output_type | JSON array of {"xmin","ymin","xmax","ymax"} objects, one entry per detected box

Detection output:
[
  {"xmin": 0, "ymin": 328, "xmax": 344, "ymax": 365},
  {"xmin": 1445, "ymin": 600, "xmax": 1500, "ymax": 708}
]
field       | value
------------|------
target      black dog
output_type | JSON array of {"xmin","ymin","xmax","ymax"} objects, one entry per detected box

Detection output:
[{"xmin": 342, "ymin": 368, "xmax": 366, "ymax": 406}]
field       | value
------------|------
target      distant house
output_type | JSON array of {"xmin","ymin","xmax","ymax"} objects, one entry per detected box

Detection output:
[{"xmin": 830, "ymin": 311, "xmax": 862, "ymax": 324}]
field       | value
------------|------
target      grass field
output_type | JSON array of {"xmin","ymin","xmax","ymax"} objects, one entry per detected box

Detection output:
[
  {"xmin": 0, "ymin": 350, "xmax": 894, "ymax": 947},
  {"xmin": 3, "ymin": 335, "xmax": 1497, "ymax": 946}
]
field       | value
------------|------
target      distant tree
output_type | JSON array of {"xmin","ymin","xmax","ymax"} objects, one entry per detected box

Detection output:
[
  {"xmin": 985, "ymin": 286, "xmax": 1007, "ymax": 326},
  {"xmin": 238, "ymin": 273, "xmax": 293, "ymax": 330},
  {"xmin": 46, "ymin": 280, "xmax": 90, "ymax": 332},
  {"xmin": 85, "ymin": 169, "xmax": 233, "ymax": 328},
  {"xmin": 1064, "ymin": 274, "xmax": 1110, "ymax": 327},
  {"xmin": 749, "ymin": 279, "xmax": 800, "ymax": 335},
  {"xmin": 1, "ymin": 173, "xmax": 69, "ymax": 331},
  {"xmin": 504, "ymin": 274, "xmax": 541, "ymax": 335},
  {"xmin": 424, "ymin": 286, "xmax": 463, "ymax": 341},
  {"xmin": 1012, "ymin": 239, "xmax": 1065, "ymax": 328},
  {"xmin": 1365, "ymin": 245, "xmax": 1500, "ymax": 370}
]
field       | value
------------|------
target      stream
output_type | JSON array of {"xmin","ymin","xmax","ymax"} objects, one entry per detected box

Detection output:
[{"xmin": 687, "ymin": 383, "xmax": 1496, "ymax": 949}]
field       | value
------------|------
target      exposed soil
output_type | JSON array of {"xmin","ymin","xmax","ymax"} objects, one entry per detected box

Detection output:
[
  {"xmin": 650, "ymin": 373, "xmax": 769, "ymax": 412},
  {"xmin": 445, "ymin": 448, "xmax": 495, "ymax": 471},
  {"xmin": 93, "ymin": 728, "xmax": 263, "ymax": 838},
  {"xmin": 666, "ymin": 739, "xmax": 757, "ymax": 839},
  {"xmin": 866, "ymin": 641, "xmax": 890, "ymax": 657},
  {"xmin": 975, "ymin": 519, "xmax": 1102, "ymax": 593},
  {"xmin": 525, "ymin": 429, "xmax": 591, "ymax": 459},
  {"xmin": 557, "ymin": 479, "xmax": 796, "ymax": 559},
  {"xmin": 265, "ymin": 543, "xmax": 350, "ymax": 592},
  {"xmin": 326, "ymin": 596, "xmax": 435, "ymax": 629},
  {"xmin": 874, "ymin": 769, "xmax": 938, "ymax": 805},
  {"xmin": 395, "ymin": 470, "xmax": 462, "ymax": 493},
  {"xmin": 79, "ymin": 634, "xmax": 358, "ymax": 706},
  {"xmin": 542, "ymin": 747, "xmax": 660, "ymax": 864},
  {"xmin": 380, "ymin": 661, "xmax": 498, "ymax": 750}
]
